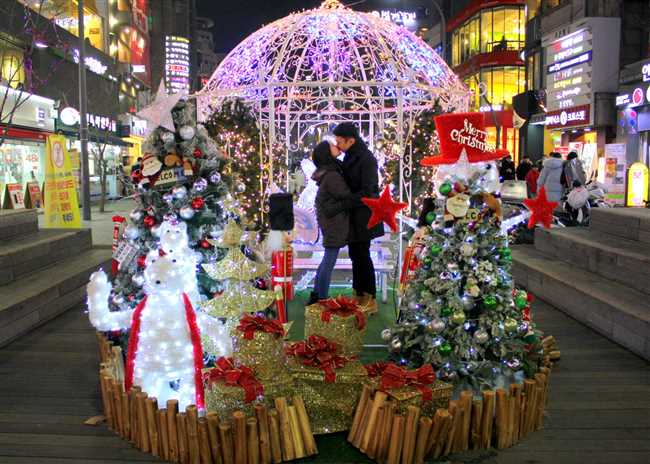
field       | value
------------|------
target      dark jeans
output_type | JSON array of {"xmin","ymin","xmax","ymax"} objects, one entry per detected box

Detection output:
[
  {"xmin": 314, "ymin": 247, "xmax": 340, "ymax": 299},
  {"xmin": 348, "ymin": 241, "xmax": 376, "ymax": 297}
]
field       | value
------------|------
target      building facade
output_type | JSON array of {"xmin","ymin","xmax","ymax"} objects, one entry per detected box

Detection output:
[
  {"xmin": 446, "ymin": 0, "xmax": 527, "ymax": 162},
  {"xmin": 0, "ymin": 1, "xmax": 150, "ymax": 201}
]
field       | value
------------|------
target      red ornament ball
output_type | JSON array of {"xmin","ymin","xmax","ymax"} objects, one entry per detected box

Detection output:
[
  {"xmin": 137, "ymin": 255, "xmax": 147, "ymax": 267},
  {"xmin": 127, "ymin": 294, "xmax": 136, "ymax": 302},
  {"xmin": 143, "ymin": 216, "xmax": 156, "ymax": 228},
  {"xmin": 454, "ymin": 182, "xmax": 465, "ymax": 193},
  {"xmin": 191, "ymin": 197, "xmax": 205, "ymax": 210},
  {"xmin": 193, "ymin": 148, "xmax": 203, "ymax": 158},
  {"xmin": 200, "ymin": 239, "xmax": 212, "ymax": 249}
]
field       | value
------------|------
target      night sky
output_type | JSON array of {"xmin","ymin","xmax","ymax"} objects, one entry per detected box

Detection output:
[{"xmin": 196, "ymin": 0, "xmax": 433, "ymax": 53}]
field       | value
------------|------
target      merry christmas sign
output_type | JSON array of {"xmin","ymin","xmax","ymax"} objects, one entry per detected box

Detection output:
[{"xmin": 422, "ymin": 112, "xmax": 508, "ymax": 166}]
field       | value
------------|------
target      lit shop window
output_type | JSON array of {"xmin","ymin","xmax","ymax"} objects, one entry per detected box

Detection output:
[
  {"xmin": 451, "ymin": 6, "xmax": 525, "ymax": 67},
  {"xmin": 19, "ymin": 0, "xmax": 106, "ymax": 52},
  {"xmin": 0, "ymin": 41, "xmax": 25, "ymax": 88},
  {"xmin": 465, "ymin": 67, "xmax": 526, "ymax": 111}
]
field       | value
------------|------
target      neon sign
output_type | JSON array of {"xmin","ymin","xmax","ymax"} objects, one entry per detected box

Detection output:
[
  {"xmin": 547, "ymin": 51, "xmax": 592, "ymax": 74},
  {"xmin": 372, "ymin": 10, "xmax": 417, "ymax": 24},
  {"xmin": 165, "ymin": 36, "xmax": 191, "ymax": 93},
  {"xmin": 72, "ymin": 49, "xmax": 108, "ymax": 76}
]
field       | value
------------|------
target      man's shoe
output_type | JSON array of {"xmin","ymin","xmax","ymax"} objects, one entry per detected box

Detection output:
[
  {"xmin": 307, "ymin": 291, "xmax": 319, "ymax": 306},
  {"xmin": 360, "ymin": 293, "xmax": 378, "ymax": 315}
]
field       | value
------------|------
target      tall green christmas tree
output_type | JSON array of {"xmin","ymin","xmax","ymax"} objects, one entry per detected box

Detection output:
[
  {"xmin": 110, "ymin": 95, "xmax": 239, "ymax": 310},
  {"xmin": 387, "ymin": 112, "xmax": 540, "ymax": 390}
]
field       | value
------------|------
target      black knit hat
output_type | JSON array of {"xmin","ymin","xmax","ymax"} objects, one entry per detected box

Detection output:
[{"xmin": 333, "ymin": 122, "xmax": 359, "ymax": 139}]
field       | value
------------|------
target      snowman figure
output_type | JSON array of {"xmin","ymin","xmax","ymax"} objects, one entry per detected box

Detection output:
[
  {"xmin": 87, "ymin": 239, "xmax": 230, "ymax": 411},
  {"xmin": 158, "ymin": 220, "xmax": 202, "ymax": 307}
]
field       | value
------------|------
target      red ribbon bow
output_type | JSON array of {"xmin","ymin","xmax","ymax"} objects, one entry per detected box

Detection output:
[
  {"xmin": 285, "ymin": 335, "xmax": 351, "ymax": 383},
  {"xmin": 319, "ymin": 296, "xmax": 366, "ymax": 330},
  {"xmin": 236, "ymin": 315, "xmax": 285, "ymax": 340},
  {"xmin": 203, "ymin": 357, "xmax": 264, "ymax": 403},
  {"xmin": 368, "ymin": 362, "xmax": 437, "ymax": 402}
]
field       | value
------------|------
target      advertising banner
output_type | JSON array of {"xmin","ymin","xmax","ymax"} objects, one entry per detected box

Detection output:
[
  {"xmin": 600, "ymin": 143, "xmax": 627, "ymax": 205},
  {"xmin": 44, "ymin": 135, "xmax": 81, "ymax": 228}
]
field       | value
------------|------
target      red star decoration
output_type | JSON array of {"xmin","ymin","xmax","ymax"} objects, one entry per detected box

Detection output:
[
  {"xmin": 523, "ymin": 186, "xmax": 558, "ymax": 229},
  {"xmin": 362, "ymin": 186, "xmax": 408, "ymax": 233}
]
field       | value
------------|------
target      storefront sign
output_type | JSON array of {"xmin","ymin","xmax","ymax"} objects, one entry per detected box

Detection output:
[
  {"xmin": 626, "ymin": 162, "xmax": 649, "ymax": 207},
  {"xmin": 547, "ymin": 51, "xmax": 592, "ymax": 74},
  {"xmin": 544, "ymin": 104, "xmax": 591, "ymax": 129},
  {"xmin": 72, "ymin": 49, "xmax": 108, "ymax": 76},
  {"xmin": 165, "ymin": 36, "xmax": 191, "ymax": 93},
  {"xmin": 3, "ymin": 183, "xmax": 25, "ymax": 209},
  {"xmin": 24, "ymin": 181, "xmax": 42, "ymax": 209},
  {"xmin": 600, "ymin": 143, "xmax": 627, "ymax": 205},
  {"xmin": 58, "ymin": 107, "xmax": 118, "ymax": 134},
  {"xmin": 643, "ymin": 63, "xmax": 650, "ymax": 82},
  {"xmin": 372, "ymin": 10, "xmax": 416, "ymax": 24},
  {"xmin": 44, "ymin": 135, "xmax": 81, "ymax": 228}
]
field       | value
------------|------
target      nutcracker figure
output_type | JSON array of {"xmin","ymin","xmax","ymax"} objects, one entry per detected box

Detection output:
[
  {"xmin": 111, "ymin": 216, "xmax": 126, "ymax": 276},
  {"xmin": 400, "ymin": 198, "xmax": 436, "ymax": 289},
  {"xmin": 267, "ymin": 193, "xmax": 295, "ymax": 323}
]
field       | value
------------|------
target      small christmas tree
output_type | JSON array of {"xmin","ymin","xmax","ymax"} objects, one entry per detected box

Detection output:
[
  {"xmin": 200, "ymin": 220, "xmax": 276, "ymax": 356},
  {"xmin": 387, "ymin": 113, "xmax": 538, "ymax": 390},
  {"xmin": 111, "ymin": 89, "xmax": 237, "ymax": 311}
]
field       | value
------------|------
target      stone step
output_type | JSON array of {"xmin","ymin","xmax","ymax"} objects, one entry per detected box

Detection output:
[
  {"xmin": 590, "ymin": 208, "xmax": 650, "ymax": 243},
  {"xmin": 0, "ymin": 209, "xmax": 38, "ymax": 240},
  {"xmin": 0, "ymin": 229, "xmax": 93, "ymax": 285},
  {"xmin": 512, "ymin": 245, "xmax": 650, "ymax": 361},
  {"xmin": 0, "ymin": 248, "xmax": 112, "ymax": 347},
  {"xmin": 534, "ymin": 227, "xmax": 650, "ymax": 296}
]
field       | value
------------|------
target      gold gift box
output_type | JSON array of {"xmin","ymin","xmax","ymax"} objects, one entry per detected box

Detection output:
[
  {"xmin": 368, "ymin": 378, "xmax": 453, "ymax": 416},
  {"xmin": 231, "ymin": 327, "xmax": 287, "ymax": 380},
  {"xmin": 287, "ymin": 357, "xmax": 366, "ymax": 434},
  {"xmin": 204, "ymin": 369, "xmax": 294, "ymax": 421},
  {"xmin": 304, "ymin": 303, "xmax": 366, "ymax": 357}
]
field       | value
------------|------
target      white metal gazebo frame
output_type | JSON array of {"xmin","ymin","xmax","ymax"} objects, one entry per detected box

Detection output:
[{"xmin": 199, "ymin": 0, "xmax": 469, "ymax": 216}]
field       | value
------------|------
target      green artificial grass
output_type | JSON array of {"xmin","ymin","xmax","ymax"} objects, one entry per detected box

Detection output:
[{"xmin": 283, "ymin": 289, "xmax": 397, "ymax": 463}]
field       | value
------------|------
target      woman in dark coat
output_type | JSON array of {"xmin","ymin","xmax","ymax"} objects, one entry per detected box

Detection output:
[{"xmin": 309, "ymin": 141, "xmax": 351, "ymax": 303}]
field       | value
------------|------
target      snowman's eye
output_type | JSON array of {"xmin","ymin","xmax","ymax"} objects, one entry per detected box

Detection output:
[{"xmin": 173, "ymin": 259, "xmax": 177, "ymax": 263}]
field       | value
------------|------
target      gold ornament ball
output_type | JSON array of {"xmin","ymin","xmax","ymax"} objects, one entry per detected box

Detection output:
[
  {"xmin": 504, "ymin": 318, "xmax": 518, "ymax": 333},
  {"xmin": 451, "ymin": 311, "xmax": 466, "ymax": 325}
]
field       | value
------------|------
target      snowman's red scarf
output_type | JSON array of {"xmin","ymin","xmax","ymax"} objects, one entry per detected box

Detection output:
[{"xmin": 124, "ymin": 293, "xmax": 205, "ymax": 409}]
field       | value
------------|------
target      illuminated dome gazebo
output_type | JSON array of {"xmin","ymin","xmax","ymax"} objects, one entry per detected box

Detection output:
[{"xmin": 199, "ymin": 0, "xmax": 468, "ymax": 212}]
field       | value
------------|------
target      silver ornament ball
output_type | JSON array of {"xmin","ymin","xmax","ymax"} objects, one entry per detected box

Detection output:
[
  {"xmin": 162, "ymin": 193, "xmax": 174, "ymax": 204},
  {"xmin": 179, "ymin": 125, "xmax": 196, "ymax": 140},
  {"xmin": 209, "ymin": 171, "xmax": 222, "ymax": 184},
  {"xmin": 235, "ymin": 181, "xmax": 246, "ymax": 193},
  {"xmin": 124, "ymin": 224, "xmax": 140, "ymax": 240},
  {"xmin": 390, "ymin": 338, "xmax": 402, "ymax": 352},
  {"xmin": 131, "ymin": 273, "xmax": 145, "ymax": 287},
  {"xmin": 161, "ymin": 131, "xmax": 175, "ymax": 143},
  {"xmin": 381, "ymin": 329, "xmax": 393, "ymax": 342},
  {"xmin": 150, "ymin": 224, "xmax": 162, "ymax": 238},
  {"xmin": 428, "ymin": 318, "xmax": 446, "ymax": 334},
  {"xmin": 129, "ymin": 209, "xmax": 144, "ymax": 222},
  {"xmin": 179, "ymin": 206, "xmax": 195, "ymax": 220},
  {"xmin": 172, "ymin": 186, "xmax": 188, "ymax": 199},
  {"xmin": 473, "ymin": 329, "xmax": 489, "ymax": 344},
  {"xmin": 193, "ymin": 178, "xmax": 208, "ymax": 192},
  {"xmin": 112, "ymin": 294, "xmax": 125, "ymax": 305}
]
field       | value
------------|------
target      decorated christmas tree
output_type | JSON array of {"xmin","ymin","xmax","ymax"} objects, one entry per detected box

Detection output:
[
  {"xmin": 387, "ymin": 113, "xmax": 540, "ymax": 389},
  {"xmin": 110, "ymin": 84, "xmax": 238, "ymax": 311}
]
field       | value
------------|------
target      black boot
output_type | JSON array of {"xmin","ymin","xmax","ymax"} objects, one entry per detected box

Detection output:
[{"xmin": 307, "ymin": 291, "xmax": 319, "ymax": 305}]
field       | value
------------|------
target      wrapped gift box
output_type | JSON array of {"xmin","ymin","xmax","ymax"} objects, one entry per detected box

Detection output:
[
  {"xmin": 231, "ymin": 314, "xmax": 288, "ymax": 379},
  {"xmin": 365, "ymin": 362, "xmax": 453, "ymax": 416},
  {"xmin": 304, "ymin": 296, "xmax": 367, "ymax": 357},
  {"xmin": 285, "ymin": 335, "xmax": 366, "ymax": 434},
  {"xmin": 203, "ymin": 357, "xmax": 294, "ymax": 420}
]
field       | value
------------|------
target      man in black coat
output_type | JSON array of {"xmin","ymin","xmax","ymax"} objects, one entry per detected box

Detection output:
[{"xmin": 333, "ymin": 122, "xmax": 384, "ymax": 311}]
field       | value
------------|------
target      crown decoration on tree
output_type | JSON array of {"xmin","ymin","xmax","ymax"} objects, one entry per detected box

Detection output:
[{"xmin": 321, "ymin": 0, "xmax": 344, "ymax": 9}]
